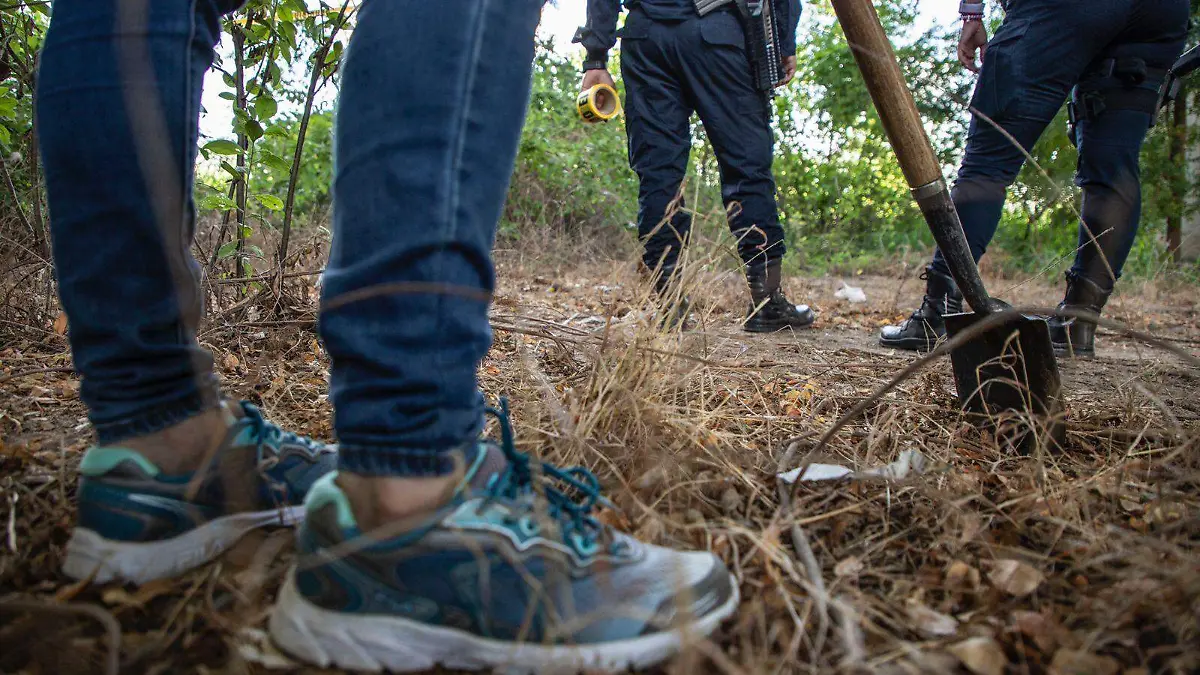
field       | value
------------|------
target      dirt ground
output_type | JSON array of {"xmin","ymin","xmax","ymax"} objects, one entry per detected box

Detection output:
[{"xmin": 1, "ymin": 257, "xmax": 1198, "ymax": 674}]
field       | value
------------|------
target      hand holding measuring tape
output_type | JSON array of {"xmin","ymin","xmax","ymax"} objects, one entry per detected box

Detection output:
[
  {"xmin": 577, "ymin": 69, "xmax": 622, "ymax": 123},
  {"xmin": 577, "ymin": 83, "xmax": 621, "ymax": 123}
]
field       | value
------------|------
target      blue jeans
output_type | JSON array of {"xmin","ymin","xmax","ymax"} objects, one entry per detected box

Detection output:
[
  {"xmin": 37, "ymin": 0, "xmax": 543, "ymax": 476},
  {"xmin": 930, "ymin": 0, "xmax": 1189, "ymax": 289}
]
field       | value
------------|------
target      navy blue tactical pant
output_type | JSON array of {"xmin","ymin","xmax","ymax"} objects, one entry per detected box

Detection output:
[
  {"xmin": 931, "ymin": 0, "xmax": 1189, "ymax": 289},
  {"xmin": 620, "ymin": 8, "xmax": 783, "ymax": 274}
]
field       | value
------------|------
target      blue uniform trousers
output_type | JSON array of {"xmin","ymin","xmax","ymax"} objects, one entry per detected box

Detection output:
[
  {"xmin": 932, "ymin": 0, "xmax": 1189, "ymax": 289},
  {"xmin": 620, "ymin": 7, "xmax": 785, "ymax": 273}
]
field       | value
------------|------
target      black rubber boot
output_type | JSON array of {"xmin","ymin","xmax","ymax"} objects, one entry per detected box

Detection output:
[
  {"xmin": 743, "ymin": 264, "xmax": 815, "ymax": 333},
  {"xmin": 649, "ymin": 263, "xmax": 690, "ymax": 331},
  {"xmin": 879, "ymin": 267, "xmax": 963, "ymax": 352},
  {"xmin": 1049, "ymin": 272, "xmax": 1110, "ymax": 359}
]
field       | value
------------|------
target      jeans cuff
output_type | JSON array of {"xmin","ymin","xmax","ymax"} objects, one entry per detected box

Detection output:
[
  {"xmin": 337, "ymin": 442, "xmax": 469, "ymax": 478},
  {"xmin": 92, "ymin": 387, "xmax": 222, "ymax": 446}
]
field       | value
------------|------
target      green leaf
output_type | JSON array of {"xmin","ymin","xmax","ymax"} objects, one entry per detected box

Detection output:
[
  {"xmin": 278, "ymin": 20, "xmax": 297, "ymax": 46},
  {"xmin": 204, "ymin": 139, "xmax": 242, "ymax": 156},
  {"xmin": 324, "ymin": 41, "xmax": 344, "ymax": 68},
  {"xmin": 219, "ymin": 92, "xmax": 237, "ymax": 101},
  {"xmin": 217, "ymin": 240, "xmax": 239, "ymax": 259},
  {"xmin": 254, "ymin": 95, "xmax": 278, "ymax": 121},
  {"xmin": 255, "ymin": 194, "xmax": 285, "ymax": 211},
  {"xmin": 198, "ymin": 193, "xmax": 238, "ymax": 211},
  {"xmin": 259, "ymin": 150, "xmax": 292, "ymax": 173},
  {"xmin": 0, "ymin": 95, "xmax": 18, "ymax": 119},
  {"xmin": 221, "ymin": 161, "xmax": 244, "ymax": 179},
  {"xmin": 245, "ymin": 120, "xmax": 264, "ymax": 142}
]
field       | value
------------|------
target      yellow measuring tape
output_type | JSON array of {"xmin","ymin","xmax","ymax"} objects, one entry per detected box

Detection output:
[{"xmin": 576, "ymin": 83, "xmax": 622, "ymax": 123}]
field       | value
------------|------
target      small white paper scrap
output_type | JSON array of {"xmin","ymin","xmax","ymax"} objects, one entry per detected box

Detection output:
[
  {"xmin": 834, "ymin": 282, "xmax": 867, "ymax": 304},
  {"xmin": 777, "ymin": 449, "xmax": 929, "ymax": 484}
]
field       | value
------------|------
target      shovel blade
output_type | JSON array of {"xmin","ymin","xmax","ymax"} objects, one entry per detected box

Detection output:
[{"xmin": 943, "ymin": 311, "xmax": 1065, "ymax": 452}]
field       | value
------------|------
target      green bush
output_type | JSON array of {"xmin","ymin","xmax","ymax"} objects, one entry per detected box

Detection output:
[{"xmin": 502, "ymin": 41, "xmax": 638, "ymax": 242}]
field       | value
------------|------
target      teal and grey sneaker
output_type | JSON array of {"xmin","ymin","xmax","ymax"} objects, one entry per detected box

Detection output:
[
  {"xmin": 62, "ymin": 401, "xmax": 337, "ymax": 585},
  {"xmin": 269, "ymin": 401, "xmax": 738, "ymax": 673}
]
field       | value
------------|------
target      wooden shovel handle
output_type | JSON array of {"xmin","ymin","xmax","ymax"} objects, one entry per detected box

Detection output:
[
  {"xmin": 829, "ymin": 0, "xmax": 1003, "ymax": 314},
  {"xmin": 829, "ymin": 0, "xmax": 942, "ymax": 189}
]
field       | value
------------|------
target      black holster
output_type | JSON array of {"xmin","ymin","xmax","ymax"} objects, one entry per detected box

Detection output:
[{"xmin": 1067, "ymin": 56, "xmax": 1166, "ymax": 146}]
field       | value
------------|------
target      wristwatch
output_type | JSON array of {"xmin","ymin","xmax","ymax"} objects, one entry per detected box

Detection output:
[{"xmin": 582, "ymin": 59, "xmax": 608, "ymax": 72}]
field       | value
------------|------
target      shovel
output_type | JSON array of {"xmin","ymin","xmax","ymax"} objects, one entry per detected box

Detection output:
[{"xmin": 829, "ymin": 0, "xmax": 1065, "ymax": 449}]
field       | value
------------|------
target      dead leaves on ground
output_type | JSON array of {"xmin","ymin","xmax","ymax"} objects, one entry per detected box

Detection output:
[
  {"xmin": 3, "ymin": 267, "xmax": 1199, "ymax": 674},
  {"xmin": 949, "ymin": 636, "xmax": 1007, "ymax": 675},
  {"xmin": 986, "ymin": 559, "xmax": 1044, "ymax": 597}
]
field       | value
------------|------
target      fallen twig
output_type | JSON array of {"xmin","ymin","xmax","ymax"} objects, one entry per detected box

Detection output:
[
  {"xmin": 0, "ymin": 366, "xmax": 74, "ymax": 385},
  {"xmin": 0, "ymin": 596, "xmax": 121, "ymax": 675}
]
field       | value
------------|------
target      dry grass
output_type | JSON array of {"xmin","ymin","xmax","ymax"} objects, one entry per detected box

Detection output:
[{"xmin": 1, "ymin": 226, "xmax": 1198, "ymax": 674}]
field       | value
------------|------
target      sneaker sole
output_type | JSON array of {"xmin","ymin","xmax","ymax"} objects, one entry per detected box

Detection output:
[
  {"xmin": 62, "ymin": 506, "xmax": 304, "ymax": 585},
  {"xmin": 269, "ymin": 569, "xmax": 740, "ymax": 673}
]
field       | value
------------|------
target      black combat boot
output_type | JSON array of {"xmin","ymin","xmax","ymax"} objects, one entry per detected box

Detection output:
[
  {"xmin": 1049, "ymin": 272, "xmax": 1110, "ymax": 359},
  {"xmin": 879, "ymin": 267, "xmax": 963, "ymax": 352},
  {"xmin": 649, "ymin": 263, "xmax": 690, "ymax": 331},
  {"xmin": 743, "ymin": 264, "xmax": 815, "ymax": 333}
]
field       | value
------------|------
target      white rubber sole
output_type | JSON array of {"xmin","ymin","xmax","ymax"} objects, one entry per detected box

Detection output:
[
  {"xmin": 269, "ymin": 570, "xmax": 740, "ymax": 674},
  {"xmin": 62, "ymin": 506, "xmax": 304, "ymax": 585}
]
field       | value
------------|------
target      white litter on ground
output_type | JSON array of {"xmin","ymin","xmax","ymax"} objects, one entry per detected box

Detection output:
[
  {"xmin": 777, "ymin": 449, "xmax": 929, "ymax": 484},
  {"xmin": 834, "ymin": 282, "xmax": 867, "ymax": 304}
]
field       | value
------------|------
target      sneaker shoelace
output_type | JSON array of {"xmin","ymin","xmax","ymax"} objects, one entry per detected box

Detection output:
[
  {"xmin": 481, "ymin": 399, "xmax": 613, "ymax": 559},
  {"xmin": 240, "ymin": 401, "xmax": 327, "ymax": 470}
]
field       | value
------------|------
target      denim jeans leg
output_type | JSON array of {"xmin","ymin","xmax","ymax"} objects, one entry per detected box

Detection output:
[
  {"xmin": 37, "ymin": 0, "xmax": 239, "ymax": 444},
  {"xmin": 319, "ymin": 0, "xmax": 544, "ymax": 477}
]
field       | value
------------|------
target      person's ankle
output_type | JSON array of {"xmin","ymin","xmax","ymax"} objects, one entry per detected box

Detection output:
[
  {"xmin": 337, "ymin": 464, "xmax": 464, "ymax": 535},
  {"xmin": 116, "ymin": 403, "xmax": 234, "ymax": 475}
]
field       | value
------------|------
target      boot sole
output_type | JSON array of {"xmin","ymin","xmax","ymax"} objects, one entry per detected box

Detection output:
[
  {"xmin": 1052, "ymin": 344, "xmax": 1095, "ymax": 360},
  {"xmin": 879, "ymin": 336, "xmax": 938, "ymax": 352},
  {"xmin": 743, "ymin": 319, "xmax": 816, "ymax": 333}
]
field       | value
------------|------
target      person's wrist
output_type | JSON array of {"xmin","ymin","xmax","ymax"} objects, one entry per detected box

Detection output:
[
  {"xmin": 959, "ymin": 1, "xmax": 984, "ymax": 22},
  {"xmin": 583, "ymin": 49, "xmax": 608, "ymax": 73}
]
